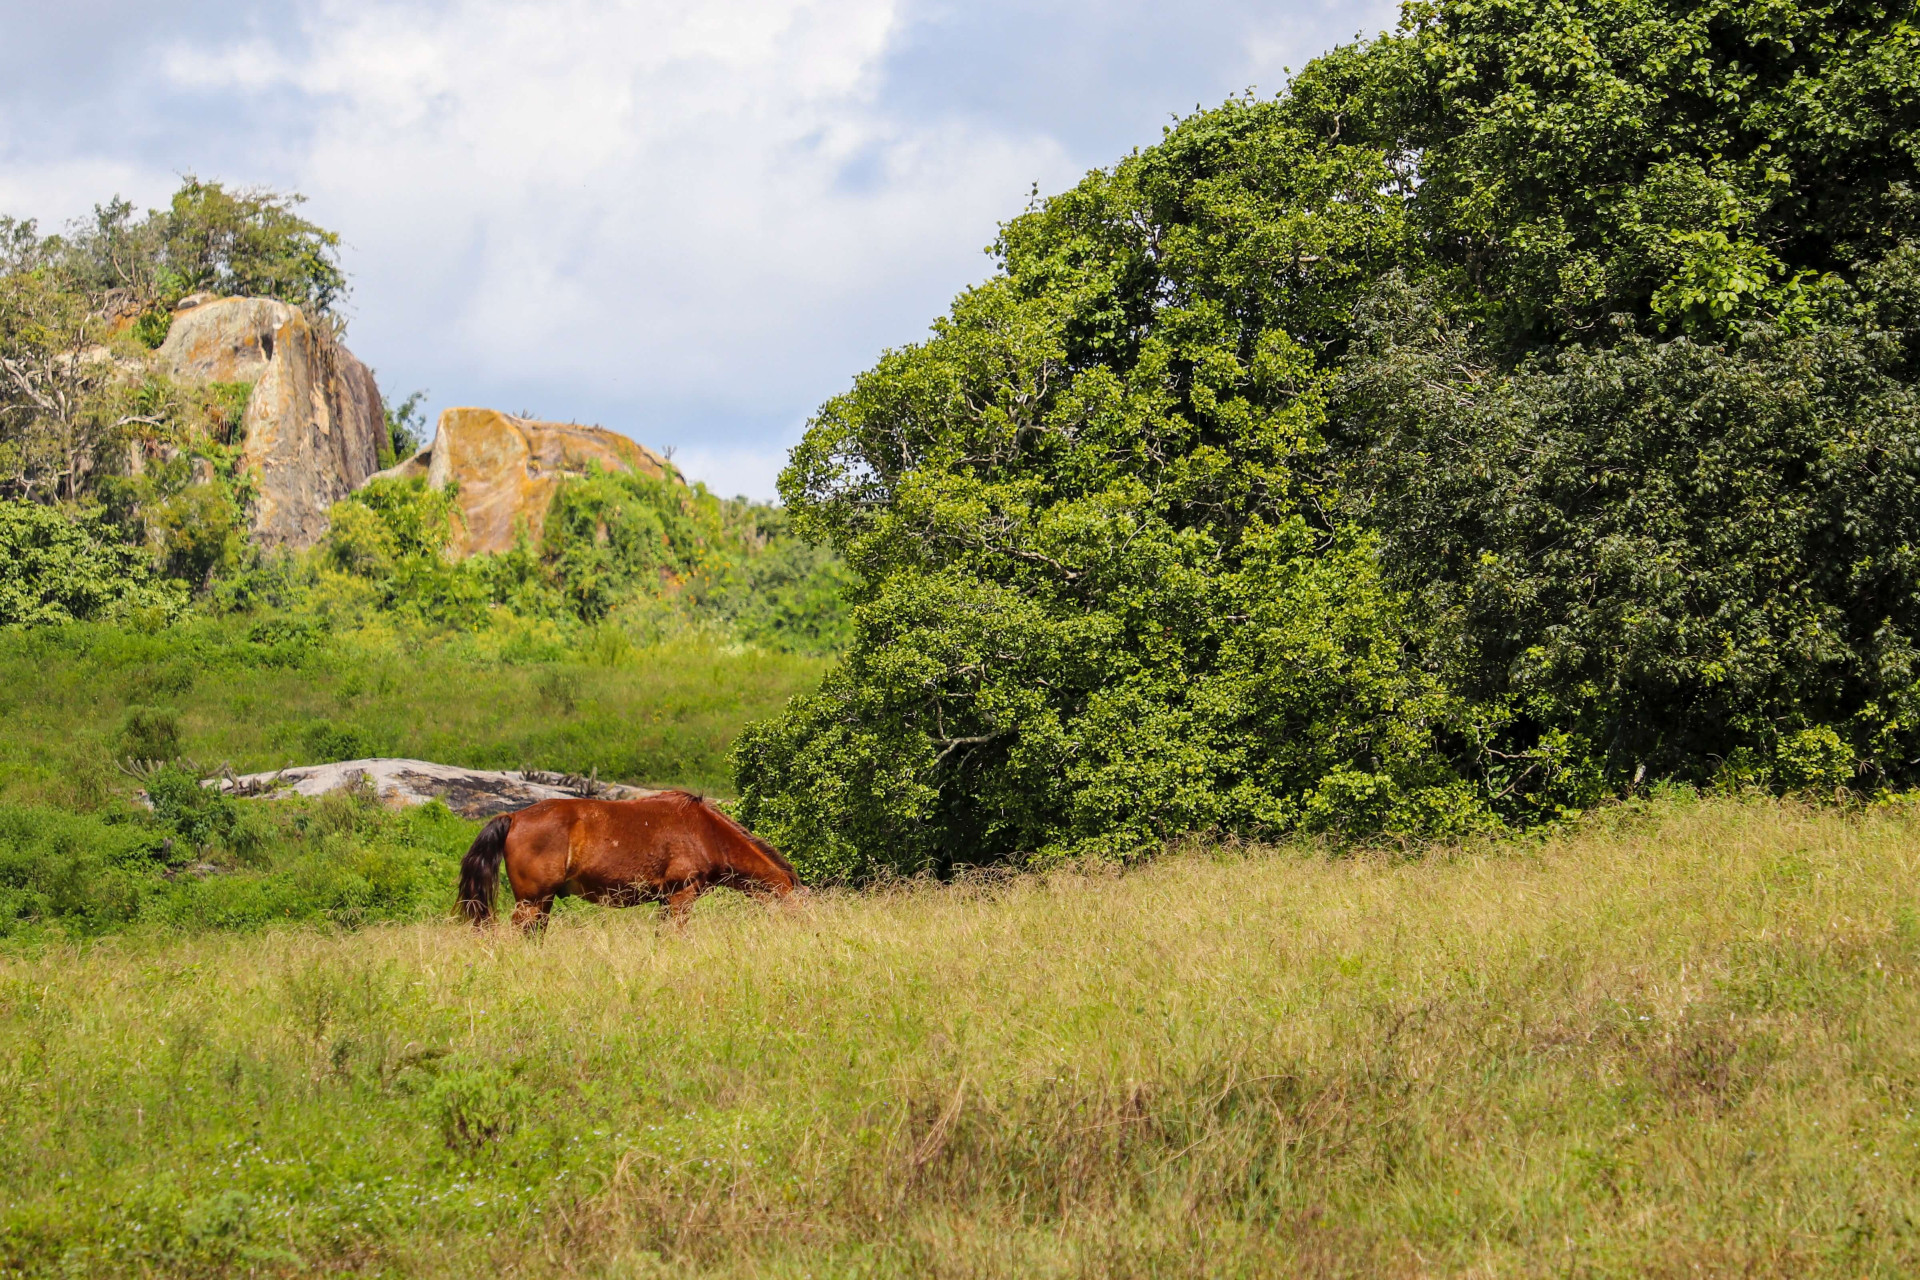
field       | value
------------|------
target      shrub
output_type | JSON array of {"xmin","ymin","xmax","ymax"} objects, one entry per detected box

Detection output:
[
  {"xmin": 0, "ymin": 501, "xmax": 185, "ymax": 626},
  {"xmin": 427, "ymin": 1064, "xmax": 528, "ymax": 1153},
  {"xmin": 145, "ymin": 764, "xmax": 236, "ymax": 851},
  {"xmin": 0, "ymin": 805, "xmax": 164, "ymax": 935}
]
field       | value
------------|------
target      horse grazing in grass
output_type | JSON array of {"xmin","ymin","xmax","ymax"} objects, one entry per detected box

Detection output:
[{"xmin": 457, "ymin": 791, "xmax": 798, "ymax": 929}]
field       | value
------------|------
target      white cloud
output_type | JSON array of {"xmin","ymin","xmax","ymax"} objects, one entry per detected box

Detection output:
[
  {"xmin": 3, "ymin": 0, "xmax": 1403, "ymax": 498},
  {"xmin": 150, "ymin": 0, "xmax": 1070, "ymax": 495}
]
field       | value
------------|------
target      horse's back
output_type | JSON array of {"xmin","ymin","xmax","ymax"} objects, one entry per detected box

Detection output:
[
  {"xmin": 489, "ymin": 791, "xmax": 789, "ymax": 919},
  {"xmin": 513, "ymin": 793, "xmax": 715, "ymax": 882}
]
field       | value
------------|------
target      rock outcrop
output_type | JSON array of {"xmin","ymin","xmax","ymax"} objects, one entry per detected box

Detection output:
[
  {"xmin": 154, "ymin": 296, "xmax": 294, "ymax": 383},
  {"xmin": 208, "ymin": 757, "xmax": 655, "ymax": 819},
  {"xmin": 155, "ymin": 297, "xmax": 384, "ymax": 550},
  {"xmin": 366, "ymin": 408, "xmax": 673, "ymax": 556}
]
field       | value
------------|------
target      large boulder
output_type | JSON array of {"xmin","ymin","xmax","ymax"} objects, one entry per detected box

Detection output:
[
  {"xmin": 367, "ymin": 408, "xmax": 672, "ymax": 556},
  {"xmin": 155, "ymin": 297, "xmax": 384, "ymax": 550},
  {"xmin": 154, "ymin": 296, "xmax": 294, "ymax": 383},
  {"xmin": 206, "ymin": 758, "xmax": 654, "ymax": 819}
]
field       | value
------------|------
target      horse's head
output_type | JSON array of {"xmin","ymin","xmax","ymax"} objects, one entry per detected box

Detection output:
[
  {"xmin": 702, "ymin": 798, "xmax": 800, "ymax": 896},
  {"xmin": 748, "ymin": 835, "xmax": 800, "ymax": 896}
]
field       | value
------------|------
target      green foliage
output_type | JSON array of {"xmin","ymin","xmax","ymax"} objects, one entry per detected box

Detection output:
[
  {"xmin": 738, "ymin": 524, "xmax": 1480, "ymax": 880},
  {"xmin": 0, "ymin": 804, "xmax": 166, "ymax": 935},
  {"xmin": 334, "ymin": 475, "xmax": 460, "ymax": 562},
  {"xmin": 312, "ymin": 471, "xmax": 851, "ymax": 652},
  {"xmin": 1339, "ymin": 267, "xmax": 1920, "ymax": 809},
  {"xmin": 59, "ymin": 177, "xmax": 346, "ymax": 315},
  {"xmin": 379, "ymin": 390, "xmax": 428, "ymax": 467},
  {"xmin": 201, "ymin": 381, "xmax": 253, "ymax": 446},
  {"xmin": 148, "ymin": 472, "xmax": 248, "ymax": 585},
  {"xmin": 129, "ymin": 306, "xmax": 172, "ymax": 350},
  {"xmin": 0, "ymin": 790, "xmax": 477, "ymax": 939},
  {"xmin": 119, "ymin": 706, "xmax": 183, "ymax": 762},
  {"xmin": 735, "ymin": 99, "xmax": 1467, "ymax": 875},
  {"xmin": 739, "ymin": 0, "xmax": 1920, "ymax": 869},
  {"xmin": 0, "ymin": 500, "xmax": 185, "ymax": 626},
  {"xmin": 540, "ymin": 468, "xmax": 726, "ymax": 620},
  {"xmin": 0, "ymin": 265, "xmax": 122, "ymax": 501},
  {"xmin": 428, "ymin": 1064, "xmax": 528, "ymax": 1153},
  {"xmin": 1775, "ymin": 726, "xmax": 1857, "ymax": 792},
  {"xmin": 1399, "ymin": 0, "xmax": 1920, "ymax": 343},
  {"xmin": 694, "ymin": 506, "xmax": 855, "ymax": 653},
  {"xmin": 143, "ymin": 764, "xmax": 237, "ymax": 850}
]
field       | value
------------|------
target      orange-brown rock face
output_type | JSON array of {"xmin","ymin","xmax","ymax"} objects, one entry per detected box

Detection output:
[
  {"xmin": 368, "ymin": 408, "xmax": 671, "ymax": 556},
  {"xmin": 240, "ymin": 313, "xmax": 385, "ymax": 549},
  {"xmin": 154, "ymin": 297, "xmax": 297, "ymax": 383},
  {"xmin": 156, "ymin": 297, "xmax": 384, "ymax": 549}
]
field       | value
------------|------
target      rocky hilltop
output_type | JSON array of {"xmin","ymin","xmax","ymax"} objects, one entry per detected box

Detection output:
[
  {"xmin": 369, "ymin": 407, "xmax": 674, "ymax": 556},
  {"xmin": 155, "ymin": 296, "xmax": 384, "ymax": 550},
  {"xmin": 145, "ymin": 299, "xmax": 675, "ymax": 556}
]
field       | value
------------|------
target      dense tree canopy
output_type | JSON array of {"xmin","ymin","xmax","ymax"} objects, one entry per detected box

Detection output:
[{"xmin": 736, "ymin": 0, "xmax": 1920, "ymax": 878}]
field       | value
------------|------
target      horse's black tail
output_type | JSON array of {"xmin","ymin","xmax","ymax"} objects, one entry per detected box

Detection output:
[{"xmin": 458, "ymin": 815, "xmax": 512, "ymax": 924}]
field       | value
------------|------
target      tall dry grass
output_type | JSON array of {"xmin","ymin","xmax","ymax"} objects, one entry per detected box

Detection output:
[{"xmin": 4, "ymin": 794, "xmax": 1920, "ymax": 1276}]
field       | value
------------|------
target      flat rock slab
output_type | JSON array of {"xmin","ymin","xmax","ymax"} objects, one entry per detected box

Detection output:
[{"xmin": 208, "ymin": 758, "xmax": 655, "ymax": 820}]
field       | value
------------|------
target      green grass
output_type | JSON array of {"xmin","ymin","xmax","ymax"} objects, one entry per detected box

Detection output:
[
  {"xmin": 0, "ymin": 619, "xmax": 831, "ymax": 809},
  {"xmin": 4, "ymin": 795, "xmax": 1920, "ymax": 1275},
  {"xmin": 0, "ymin": 617, "xmax": 827, "ymax": 940}
]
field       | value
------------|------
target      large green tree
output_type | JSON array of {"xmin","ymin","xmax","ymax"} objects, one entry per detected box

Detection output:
[
  {"xmin": 737, "ymin": 0, "xmax": 1920, "ymax": 878},
  {"xmin": 57, "ymin": 178, "xmax": 346, "ymax": 320},
  {"xmin": 1402, "ymin": 0, "xmax": 1920, "ymax": 340},
  {"xmin": 734, "ymin": 93, "xmax": 1477, "ymax": 879}
]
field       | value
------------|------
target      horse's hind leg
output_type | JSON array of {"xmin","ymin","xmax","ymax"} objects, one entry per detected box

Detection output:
[{"xmin": 511, "ymin": 895, "xmax": 554, "ymax": 934}]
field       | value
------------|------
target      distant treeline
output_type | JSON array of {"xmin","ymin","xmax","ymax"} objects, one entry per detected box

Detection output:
[{"xmin": 733, "ymin": 0, "xmax": 1920, "ymax": 877}]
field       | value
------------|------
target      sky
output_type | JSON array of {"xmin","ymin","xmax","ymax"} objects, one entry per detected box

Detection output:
[{"xmin": 0, "ymin": 0, "xmax": 1395, "ymax": 500}]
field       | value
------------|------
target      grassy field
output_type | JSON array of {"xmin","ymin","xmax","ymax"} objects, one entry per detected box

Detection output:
[
  {"xmin": 0, "ymin": 619, "xmax": 830, "ymax": 939},
  {"xmin": 0, "ymin": 620, "xmax": 831, "ymax": 810},
  {"xmin": 3, "ymin": 794, "xmax": 1919, "ymax": 1276}
]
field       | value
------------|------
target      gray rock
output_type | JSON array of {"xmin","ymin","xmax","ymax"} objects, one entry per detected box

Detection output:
[{"xmin": 208, "ymin": 757, "xmax": 655, "ymax": 820}]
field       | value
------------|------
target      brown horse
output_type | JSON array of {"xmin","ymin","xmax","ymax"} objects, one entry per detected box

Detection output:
[{"xmin": 456, "ymin": 790, "xmax": 798, "ymax": 929}]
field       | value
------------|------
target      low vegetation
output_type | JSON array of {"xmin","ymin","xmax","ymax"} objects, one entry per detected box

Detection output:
[
  {"xmin": 3, "ymin": 796, "xmax": 1918, "ymax": 1276},
  {"xmin": 0, "ymin": 619, "xmax": 827, "ymax": 939}
]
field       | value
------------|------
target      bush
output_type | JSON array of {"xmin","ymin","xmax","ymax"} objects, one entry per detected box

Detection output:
[
  {"xmin": 0, "ymin": 793, "xmax": 473, "ymax": 938},
  {"xmin": 0, "ymin": 501, "xmax": 185, "ymax": 626},
  {"xmin": 427, "ymin": 1064, "xmax": 528, "ymax": 1153},
  {"xmin": 119, "ymin": 706, "xmax": 183, "ymax": 761},
  {"xmin": 144, "ymin": 764, "xmax": 237, "ymax": 850},
  {"xmin": 0, "ymin": 805, "xmax": 164, "ymax": 935}
]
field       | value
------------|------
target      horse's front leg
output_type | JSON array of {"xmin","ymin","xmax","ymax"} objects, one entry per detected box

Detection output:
[
  {"xmin": 663, "ymin": 883, "xmax": 702, "ymax": 925},
  {"xmin": 511, "ymin": 894, "xmax": 554, "ymax": 934}
]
